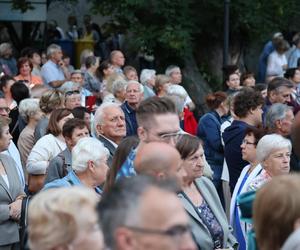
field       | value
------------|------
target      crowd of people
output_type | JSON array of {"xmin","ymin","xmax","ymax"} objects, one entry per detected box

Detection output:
[{"xmin": 0, "ymin": 29, "xmax": 300, "ymax": 250}]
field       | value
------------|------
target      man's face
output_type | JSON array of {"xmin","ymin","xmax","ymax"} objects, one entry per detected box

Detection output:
[
  {"xmin": 121, "ymin": 187, "xmax": 196, "ymax": 250},
  {"xmin": 271, "ymin": 86, "xmax": 292, "ymax": 104},
  {"xmin": 125, "ymin": 83, "xmax": 143, "ymax": 107},
  {"xmin": 71, "ymin": 73, "xmax": 84, "ymax": 85},
  {"xmin": 97, "ymin": 107, "xmax": 126, "ymax": 142},
  {"xmin": 65, "ymin": 126, "xmax": 90, "ymax": 148},
  {"xmin": 52, "ymin": 49, "xmax": 63, "ymax": 63},
  {"xmin": 139, "ymin": 113, "xmax": 180, "ymax": 143},
  {"xmin": 277, "ymin": 109, "xmax": 295, "ymax": 136},
  {"xmin": 113, "ymin": 52, "xmax": 125, "ymax": 67},
  {"xmin": 170, "ymin": 68, "xmax": 182, "ymax": 84},
  {"xmin": 0, "ymin": 99, "xmax": 9, "ymax": 117}
]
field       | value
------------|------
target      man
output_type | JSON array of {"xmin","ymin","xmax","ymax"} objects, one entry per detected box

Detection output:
[
  {"xmin": 43, "ymin": 137, "xmax": 109, "ymax": 194},
  {"xmin": 265, "ymin": 103, "xmax": 294, "ymax": 137},
  {"xmin": 0, "ymin": 95, "xmax": 25, "ymax": 188},
  {"xmin": 44, "ymin": 118, "xmax": 90, "ymax": 184},
  {"xmin": 223, "ymin": 88, "xmax": 264, "ymax": 192},
  {"xmin": 110, "ymin": 50, "xmax": 125, "ymax": 74},
  {"xmin": 134, "ymin": 142, "xmax": 186, "ymax": 186},
  {"xmin": 94, "ymin": 102, "xmax": 126, "ymax": 166},
  {"xmin": 121, "ymin": 80, "xmax": 144, "ymax": 136},
  {"xmin": 117, "ymin": 96, "xmax": 181, "ymax": 179},
  {"xmin": 225, "ymin": 72, "xmax": 241, "ymax": 95},
  {"xmin": 64, "ymin": 90, "xmax": 82, "ymax": 110},
  {"xmin": 41, "ymin": 44, "xmax": 70, "ymax": 88},
  {"xmin": 165, "ymin": 65, "xmax": 195, "ymax": 110},
  {"xmin": 97, "ymin": 176, "xmax": 197, "ymax": 250},
  {"xmin": 70, "ymin": 69, "xmax": 92, "ymax": 106}
]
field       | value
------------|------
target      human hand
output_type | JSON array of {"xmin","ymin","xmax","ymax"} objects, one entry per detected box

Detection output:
[{"xmin": 9, "ymin": 199, "xmax": 22, "ymax": 220}]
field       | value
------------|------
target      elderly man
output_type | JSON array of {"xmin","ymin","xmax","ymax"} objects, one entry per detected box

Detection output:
[
  {"xmin": 121, "ymin": 80, "xmax": 144, "ymax": 136},
  {"xmin": 94, "ymin": 102, "xmax": 126, "ymax": 166},
  {"xmin": 43, "ymin": 137, "xmax": 109, "ymax": 194},
  {"xmin": 265, "ymin": 103, "xmax": 294, "ymax": 137},
  {"xmin": 165, "ymin": 65, "xmax": 195, "ymax": 110},
  {"xmin": 44, "ymin": 118, "xmax": 90, "ymax": 184},
  {"xmin": 110, "ymin": 50, "xmax": 125, "ymax": 74},
  {"xmin": 134, "ymin": 142, "xmax": 186, "ymax": 185},
  {"xmin": 117, "ymin": 96, "xmax": 181, "ymax": 179},
  {"xmin": 97, "ymin": 176, "xmax": 197, "ymax": 250},
  {"xmin": 41, "ymin": 44, "xmax": 70, "ymax": 88}
]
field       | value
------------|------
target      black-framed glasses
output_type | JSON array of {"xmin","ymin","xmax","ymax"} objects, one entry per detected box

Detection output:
[
  {"xmin": 65, "ymin": 90, "xmax": 80, "ymax": 96},
  {"xmin": 241, "ymin": 139, "xmax": 256, "ymax": 145},
  {"xmin": 124, "ymin": 224, "xmax": 191, "ymax": 238}
]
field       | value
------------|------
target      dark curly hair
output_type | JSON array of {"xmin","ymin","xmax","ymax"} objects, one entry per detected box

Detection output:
[{"xmin": 233, "ymin": 88, "xmax": 264, "ymax": 118}]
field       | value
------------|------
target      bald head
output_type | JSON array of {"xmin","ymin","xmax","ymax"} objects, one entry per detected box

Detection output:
[{"xmin": 134, "ymin": 142, "xmax": 182, "ymax": 180}]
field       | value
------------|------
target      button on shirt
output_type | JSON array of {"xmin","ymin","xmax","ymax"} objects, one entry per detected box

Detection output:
[{"xmin": 41, "ymin": 60, "xmax": 65, "ymax": 87}]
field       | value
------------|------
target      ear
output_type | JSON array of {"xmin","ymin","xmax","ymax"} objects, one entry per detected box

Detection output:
[
  {"xmin": 96, "ymin": 124, "xmax": 103, "ymax": 135},
  {"xmin": 275, "ymin": 119, "xmax": 282, "ymax": 130},
  {"xmin": 137, "ymin": 126, "xmax": 146, "ymax": 141},
  {"xmin": 115, "ymin": 227, "xmax": 135, "ymax": 250},
  {"xmin": 156, "ymin": 172, "xmax": 166, "ymax": 180},
  {"xmin": 269, "ymin": 90, "xmax": 277, "ymax": 102}
]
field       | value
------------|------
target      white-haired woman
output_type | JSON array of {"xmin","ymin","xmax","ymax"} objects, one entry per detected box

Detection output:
[
  {"xmin": 140, "ymin": 69, "xmax": 156, "ymax": 99},
  {"xmin": 17, "ymin": 98, "xmax": 43, "ymax": 178},
  {"xmin": 28, "ymin": 187, "xmax": 104, "ymax": 250},
  {"xmin": 247, "ymin": 133, "xmax": 291, "ymax": 191},
  {"xmin": 0, "ymin": 42, "xmax": 17, "ymax": 76}
]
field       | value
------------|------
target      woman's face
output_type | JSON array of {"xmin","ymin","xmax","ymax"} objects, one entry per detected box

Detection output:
[
  {"xmin": 292, "ymin": 69, "xmax": 300, "ymax": 83},
  {"xmin": 103, "ymin": 64, "xmax": 114, "ymax": 77},
  {"xmin": 57, "ymin": 113, "xmax": 74, "ymax": 133},
  {"xmin": 182, "ymin": 145, "xmax": 205, "ymax": 182},
  {"xmin": 20, "ymin": 62, "xmax": 31, "ymax": 76},
  {"xmin": 241, "ymin": 133, "xmax": 257, "ymax": 163},
  {"xmin": 69, "ymin": 206, "xmax": 105, "ymax": 250},
  {"xmin": 147, "ymin": 76, "xmax": 156, "ymax": 87},
  {"xmin": 263, "ymin": 147, "xmax": 291, "ymax": 177},
  {"xmin": 31, "ymin": 53, "xmax": 41, "ymax": 66},
  {"xmin": 0, "ymin": 125, "xmax": 12, "ymax": 151}
]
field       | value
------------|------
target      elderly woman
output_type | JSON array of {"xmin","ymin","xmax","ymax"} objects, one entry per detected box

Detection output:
[
  {"xmin": 0, "ymin": 42, "xmax": 17, "ymax": 76},
  {"xmin": 17, "ymin": 98, "xmax": 43, "ymax": 175},
  {"xmin": 0, "ymin": 116, "xmax": 26, "ymax": 249},
  {"xmin": 176, "ymin": 134, "xmax": 237, "ymax": 250},
  {"xmin": 109, "ymin": 79, "xmax": 127, "ymax": 104},
  {"xmin": 28, "ymin": 187, "xmax": 104, "ymax": 250},
  {"xmin": 253, "ymin": 175, "xmax": 300, "ymax": 250},
  {"xmin": 198, "ymin": 91, "xmax": 229, "ymax": 205},
  {"xmin": 140, "ymin": 69, "xmax": 156, "ymax": 99},
  {"xmin": 27, "ymin": 108, "xmax": 73, "ymax": 192},
  {"xmin": 14, "ymin": 57, "xmax": 43, "ymax": 88},
  {"xmin": 34, "ymin": 89, "xmax": 64, "ymax": 141},
  {"xmin": 247, "ymin": 133, "xmax": 291, "ymax": 191},
  {"xmin": 230, "ymin": 126, "xmax": 265, "ymax": 250},
  {"xmin": 84, "ymin": 56, "xmax": 102, "ymax": 99}
]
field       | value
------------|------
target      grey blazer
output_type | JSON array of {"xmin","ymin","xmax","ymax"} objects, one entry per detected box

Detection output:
[
  {"xmin": 178, "ymin": 177, "xmax": 238, "ymax": 250},
  {"xmin": 0, "ymin": 153, "xmax": 25, "ymax": 246},
  {"xmin": 98, "ymin": 134, "xmax": 117, "ymax": 167}
]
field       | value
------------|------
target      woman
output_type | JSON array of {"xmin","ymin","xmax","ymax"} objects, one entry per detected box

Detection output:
[
  {"xmin": 28, "ymin": 187, "xmax": 104, "ymax": 250},
  {"xmin": 197, "ymin": 91, "xmax": 229, "ymax": 204},
  {"xmin": 17, "ymin": 98, "xmax": 43, "ymax": 177},
  {"xmin": 0, "ymin": 116, "xmax": 25, "ymax": 249},
  {"xmin": 14, "ymin": 57, "xmax": 43, "ymax": 88},
  {"xmin": 230, "ymin": 126, "xmax": 265, "ymax": 250},
  {"xmin": 84, "ymin": 56, "xmax": 102, "ymax": 100},
  {"xmin": 0, "ymin": 75, "xmax": 16, "ymax": 110},
  {"xmin": 176, "ymin": 134, "xmax": 237, "ymax": 250},
  {"xmin": 253, "ymin": 175, "xmax": 300, "ymax": 250},
  {"xmin": 28, "ymin": 49, "xmax": 42, "ymax": 77},
  {"xmin": 26, "ymin": 109, "xmax": 73, "ymax": 192},
  {"xmin": 97, "ymin": 60, "xmax": 115, "ymax": 98},
  {"xmin": 154, "ymin": 74, "xmax": 171, "ymax": 97},
  {"xmin": 140, "ymin": 69, "xmax": 156, "ymax": 99},
  {"xmin": 247, "ymin": 133, "xmax": 291, "ymax": 191},
  {"xmin": 34, "ymin": 89, "xmax": 64, "ymax": 141}
]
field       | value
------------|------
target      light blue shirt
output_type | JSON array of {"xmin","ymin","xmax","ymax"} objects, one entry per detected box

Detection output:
[{"xmin": 41, "ymin": 60, "xmax": 65, "ymax": 87}]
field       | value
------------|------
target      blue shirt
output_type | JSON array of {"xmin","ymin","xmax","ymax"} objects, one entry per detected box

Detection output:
[
  {"xmin": 41, "ymin": 60, "xmax": 65, "ymax": 87},
  {"xmin": 116, "ymin": 148, "xmax": 137, "ymax": 180},
  {"xmin": 43, "ymin": 170, "xmax": 102, "ymax": 194}
]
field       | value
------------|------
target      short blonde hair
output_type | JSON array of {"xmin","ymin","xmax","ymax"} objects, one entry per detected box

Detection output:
[{"xmin": 28, "ymin": 187, "xmax": 99, "ymax": 250}]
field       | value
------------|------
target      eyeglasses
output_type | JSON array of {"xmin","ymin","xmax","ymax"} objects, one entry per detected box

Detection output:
[
  {"xmin": 124, "ymin": 224, "xmax": 191, "ymax": 239},
  {"xmin": 65, "ymin": 90, "xmax": 80, "ymax": 96},
  {"xmin": 241, "ymin": 139, "xmax": 256, "ymax": 146},
  {"xmin": 0, "ymin": 107, "xmax": 10, "ymax": 113}
]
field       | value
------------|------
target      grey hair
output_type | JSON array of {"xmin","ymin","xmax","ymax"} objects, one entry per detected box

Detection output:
[
  {"xmin": 72, "ymin": 137, "xmax": 109, "ymax": 172},
  {"xmin": 165, "ymin": 65, "xmax": 180, "ymax": 76},
  {"xmin": 256, "ymin": 134, "xmax": 292, "ymax": 163},
  {"xmin": 18, "ymin": 98, "xmax": 40, "ymax": 123},
  {"xmin": 93, "ymin": 102, "xmax": 122, "ymax": 132},
  {"xmin": 166, "ymin": 84, "xmax": 188, "ymax": 99},
  {"xmin": 126, "ymin": 80, "xmax": 144, "ymax": 93},
  {"xmin": 265, "ymin": 103, "xmax": 293, "ymax": 130},
  {"xmin": 46, "ymin": 44, "xmax": 61, "ymax": 57},
  {"xmin": 112, "ymin": 79, "xmax": 127, "ymax": 96},
  {"xmin": 71, "ymin": 69, "xmax": 83, "ymax": 76},
  {"xmin": 140, "ymin": 69, "xmax": 156, "ymax": 85},
  {"xmin": 0, "ymin": 43, "xmax": 12, "ymax": 57},
  {"xmin": 165, "ymin": 95, "xmax": 185, "ymax": 115},
  {"xmin": 97, "ymin": 175, "xmax": 178, "ymax": 249}
]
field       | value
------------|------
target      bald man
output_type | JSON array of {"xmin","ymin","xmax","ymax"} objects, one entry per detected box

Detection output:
[{"xmin": 134, "ymin": 142, "xmax": 186, "ymax": 185}]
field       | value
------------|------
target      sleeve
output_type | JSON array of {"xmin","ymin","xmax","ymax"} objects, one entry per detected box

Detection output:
[
  {"xmin": 41, "ymin": 65, "xmax": 58, "ymax": 85},
  {"xmin": 44, "ymin": 156, "xmax": 64, "ymax": 184},
  {"xmin": 26, "ymin": 137, "xmax": 52, "ymax": 175},
  {"xmin": 0, "ymin": 204, "xmax": 10, "ymax": 223}
]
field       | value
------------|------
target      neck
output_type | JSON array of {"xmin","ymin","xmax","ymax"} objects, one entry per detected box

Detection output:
[
  {"xmin": 27, "ymin": 119, "xmax": 38, "ymax": 129},
  {"xmin": 128, "ymin": 102, "xmax": 138, "ymax": 110},
  {"xmin": 248, "ymin": 160, "xmax": 259, "ymax": 172},
  {"xmin": 101, "ymin": 134, "xmax": 121, "ymax": 145},
  {"xmin": 182, "ymin": 178, "xmax": 194, "ymax": 190},
  {"xmin": 56, "ymin": 134, "xmax": 65, "ymax": 142},
  {"xmin": 238, "ymin": 117, "xmax": 256, "ymax": 126},
  {"xmin": 76, "ymin": 172, "xmax": 96, "ymax": 189}
]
